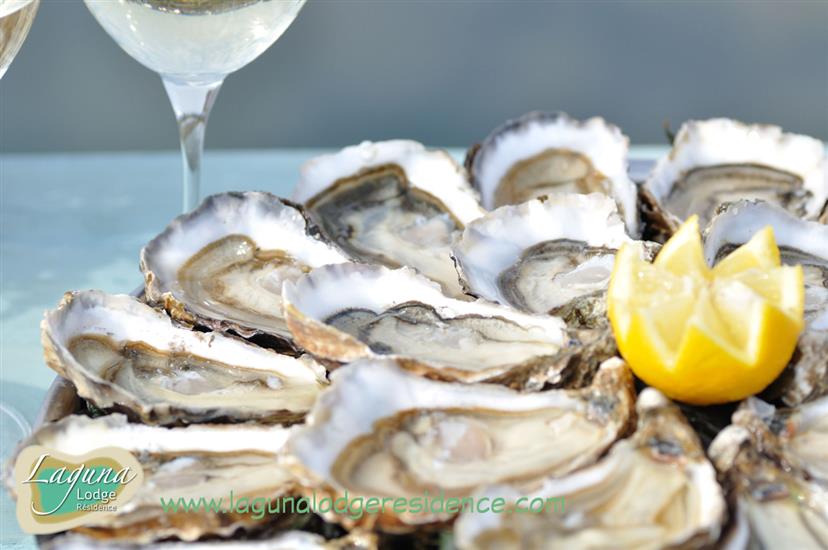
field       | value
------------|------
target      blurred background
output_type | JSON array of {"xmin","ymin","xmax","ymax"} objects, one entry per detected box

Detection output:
[{"xmin": 1, "ymin": 0, "xmax": 827, "ymax": 152}]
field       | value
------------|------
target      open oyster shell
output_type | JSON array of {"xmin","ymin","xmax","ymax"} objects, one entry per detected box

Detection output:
[
  {"xmin": 710, "ymin": 397, "xmax": 828, "ymax": 548},
  {"xmin": 466, "ymin": 112, "xmax": 639, "ymax": 235},
  {"xmin": 287, "ymin": 357, "xmax": 636, "ymax": 532},
  {"xmin": 770, "ymin": 327, "xmax": 828, "ymax": 407},
  {"xmin": 7, "ymin": 414, "xmax": 300, "ymax": 544},
  {"xmin": 453, "ymin": 194, "xmax": 647, "ymax": 328},
  {"xmin": 454, "ymin": 388, "xmax": 726, "ymax": 550},
  {"xmin": 292, "ymin": 140, "xmax": 485, "ymax": 298},
  {"xmin": 140, "ymin": 192, "xmax": 350, "ymax": 346},
  {"xmin": 642, "ymin": 118, "xmax": 828, "ymax": 239},
  {"xmin": 42, "ymin": 290, "xmax": 327, "ymax": 425},
  {"xmin": 282, "ymin": 262, "xmax": 573, "ymax": 387}
]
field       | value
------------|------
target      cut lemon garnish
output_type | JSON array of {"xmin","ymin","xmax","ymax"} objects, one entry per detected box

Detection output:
[
  {"xmin": 607, "ymin": 216, "xmax": 804, "ymax": 405},
  {"xmin": 712, "ymin": 226, "xmax": 780, "ymax": 277}
]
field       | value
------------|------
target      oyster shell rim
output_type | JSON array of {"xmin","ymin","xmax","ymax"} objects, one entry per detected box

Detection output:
[
  {"xmin": 451, "ymin": 193, "xmax": 632, "ymax": 312},
  {"xmin": 642, "ymin": 118, "xmax": 828, "ymax": 235},
  {"xmin": 465, "ymin": 111, "xmax": 640, "ymax": 236},
  {"xmin": 41, "ymin": 289, "xmax": 328, "ymax": 425},
  {"xmin": 282, "ymin": 262, "xmax": 570, "ymax": 386},
  {"xmin": 292, "ymin": 139, "xmax": 485, "ymax": 225},
  {"xmin": 453, "ymin": 387, "xmax": 727, "ymax": 550},
  {"xmin": 286, "ymin": 356, "xmax": 636, "ymax": 533},
  {"xmin": 139, "ymin": 191, "xmax": 350, "ymax": 345},
  {"xmin": 6, "ymin": 413, "xmax": 301, "ymax": 544}
]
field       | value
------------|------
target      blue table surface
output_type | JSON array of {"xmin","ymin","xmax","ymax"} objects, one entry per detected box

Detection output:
[{"xmin": 0, "ymin": 147, "xmax": 664, "ymax": 547}]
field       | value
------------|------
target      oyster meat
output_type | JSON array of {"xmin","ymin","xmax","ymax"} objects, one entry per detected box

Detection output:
[
  {"xmin": 292, "ymin": 140, "xmax": 485, "ymax": 297},
  {"xmin": 710, "ymin": 397, "xmax": 828, "ymax": 549},
  {"xmin": 8, "ymin": 414, "xmax": 299, "ymax": 544},
  {"xmin": 283, "ymin": 263, "xmax": 572, "ymax": 387},
  {"xmin": 141, "ymin": 192, "xmax": 350, "ymax": 344},
  {"xmin": 287, "ymin": 357, "xmax": 635, "ymax": 531},
  {"xmin": 454, "ymin": 388, "xmax": 726, "ymax": 550},
  {"xmin": 42, "ymin": 290, "xmax": 327, "ymax": 424},
  {"xmin": 453, "ymin": 194, "xmax": 642, "ymax": 327},
  {"xmin": 466, "ymin": 112, "xmax": 639, "ymax": 235},
  {"xmin": 643, "ymin": 118, "xmax": 828, "ymax": 237}
]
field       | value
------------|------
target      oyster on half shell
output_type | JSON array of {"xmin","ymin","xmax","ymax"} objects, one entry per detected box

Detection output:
[
  {"xmin": 292, "ymin": 140, "xmax": 485, "ymax": 297},
  {"xmin": 454, "ymin": 388, "xmax": 727, "ymax": 550},
  {"xmin": 287, "ymin": 357, "xmax": 635, "ymax": 532},
  {"xmin": 453, "ymin": 194, "xmax": 647, "ymax": 328},
  {"xmin": 642, "ymin": 119, "xmax": 828, "ymax": 239},
  {"xmin": 42, "ymin": 290, "xmax": 327, "ymax": 425},
  {"xmin": 710, "ymin": 397, "xmax": 828, "ymax": 549},
  {"xmin": 283, "ymin": 263, "xmax": 573, "ymax": 388},
  {"xmin": 466, "ymin": 112, "xmax": 639, "ymax": 235},
  {"xmin": 7, "ymin": 414, "xmax": 300, "ymax": 544},
  {"xmin": 141, "ymin": 192, "xmax": 350, "ymax": 345}
]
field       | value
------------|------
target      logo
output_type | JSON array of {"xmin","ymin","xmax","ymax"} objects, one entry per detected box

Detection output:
[{"xmin": 13, "ymin": 446, "xmax": 143, "ymax": 534}]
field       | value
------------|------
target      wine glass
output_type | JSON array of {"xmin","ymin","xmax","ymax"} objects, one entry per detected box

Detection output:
[
  {"xmin": 84, "ymin": 0, "xmax": 307, "ymax": 212},
  {"xmin": 0, "ymin": 0, "xmax": 39, "ymax": 458}
]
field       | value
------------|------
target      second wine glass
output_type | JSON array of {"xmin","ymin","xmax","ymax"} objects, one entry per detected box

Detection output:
[{"xmin": 85, "ymin": 0, "xmax": 307, "ymax": 212}]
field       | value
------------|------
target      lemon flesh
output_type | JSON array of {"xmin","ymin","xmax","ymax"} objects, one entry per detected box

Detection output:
[{"xmin": 608, "ymin": 216, "xmax": 804, "ymax": 405}]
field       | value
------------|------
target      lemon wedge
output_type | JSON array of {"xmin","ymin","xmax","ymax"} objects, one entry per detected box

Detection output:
[{"xmin": 607, "ymin": 216, "xmax": 804, "ymax": 405}]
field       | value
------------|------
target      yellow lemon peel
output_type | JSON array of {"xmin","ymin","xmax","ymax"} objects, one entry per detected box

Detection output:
[{"xmin": 607, "ymin": 216, "xmax": 804, "ymax": 405}]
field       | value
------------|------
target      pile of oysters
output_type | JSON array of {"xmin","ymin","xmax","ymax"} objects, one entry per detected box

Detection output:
[{"xmin": 9, "ymin": 114, "xmax": 828, "ymax": 549}]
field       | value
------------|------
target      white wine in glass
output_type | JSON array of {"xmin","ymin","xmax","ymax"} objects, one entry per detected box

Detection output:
[
  {"xmin": 0, "ymin": 0, "xmax": 38, "ymax": 456},
  {"xmin": 84, "ymin": 0, "xmax": 307, "ymax": 211}
]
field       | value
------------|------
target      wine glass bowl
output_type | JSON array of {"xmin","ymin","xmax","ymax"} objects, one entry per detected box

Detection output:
[
  {"xmin": 84, "ymin": 0, "xmax": 305, "ymax": 85},
  {"xmin": 84, "ymin": 0, "xmax": 307, "ymax": 211}
]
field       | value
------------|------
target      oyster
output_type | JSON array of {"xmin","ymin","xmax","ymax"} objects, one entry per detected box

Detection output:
[
  {"xmin": 721, "ymin": 396, "xmax": 828, "ymax": 487},
  {"xmin": 710, "ymin": 397, "xmax": 828, "ymax": 548},
  {"xmin": 282, "ymin": 263, "xmax": 571, "ymax": 387},
  {"xmin": 141, "ymin": 192, "xmax": 350, "ymax": 345},
  {"xmin": 773, "ymin": 327, "xmax": 828, "ymax": 406},
  {"xmin": 453, "ymin": 194, "xmax": 642, "ymax": 328},
  {"xmin": 8, "ymin": 414, "xmax": 299, "ymax": 544},
  {"xmin": 292, "ymin": 140, "xmax": 485, "ymax": 297},
  {"xmin": 287, "ymin": 357, "xmax": 636, "ymax": 531},
  {"xmin": 643, "ymin": 118, "xmax": 828, "ymax": 237},
  {"xmin": 466, "ymin": 112, "xmax": 639, "ymax": 235},
  {"xmin": 42, "ymin": 290, "xmax": 327, "ymax": 424},
  {"xmin": 454, "ymin": 388, "xmax": 726, "ymax": 550}
]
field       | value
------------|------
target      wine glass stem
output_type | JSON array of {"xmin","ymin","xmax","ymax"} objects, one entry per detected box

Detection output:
[{"xmin": 162, "ymin": 78, "xmax": 223, "ymax": 213}]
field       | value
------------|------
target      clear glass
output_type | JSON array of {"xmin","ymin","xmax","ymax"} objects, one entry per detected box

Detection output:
[
  {"xmin": 0, "ymin": 0, "xmax": 39, "ymax": 458},
  {"xmin": 84, "ymin": 0, "xmax": 307, "ymax": 211}
]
